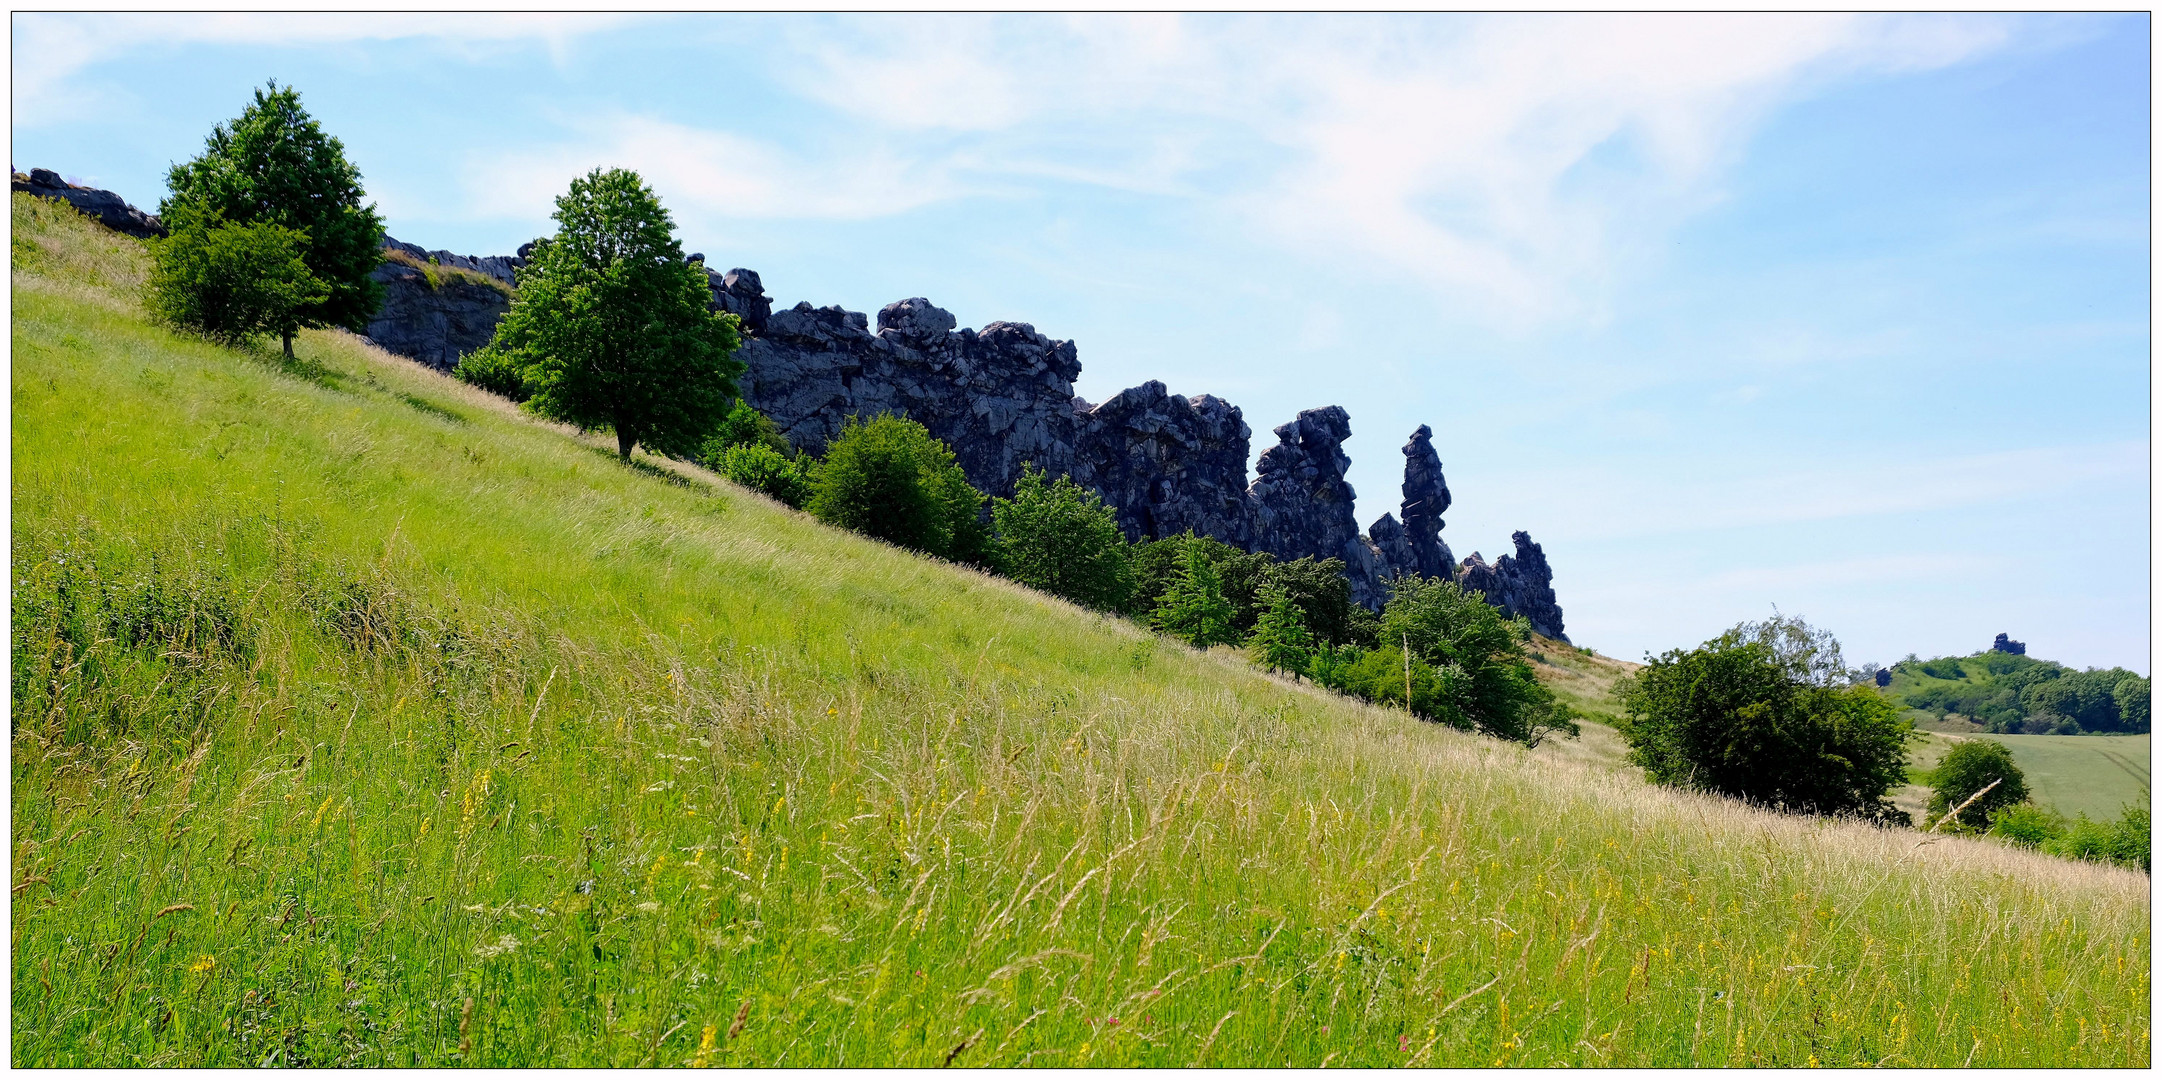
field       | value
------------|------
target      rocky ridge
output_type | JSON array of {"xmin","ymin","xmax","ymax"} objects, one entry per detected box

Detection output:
[
  {"xmin": 11, "ymin": 168, "xmax": 165, "ymax": 238},
  {"xmin": 361, "ymin": 238, "xmax": 520, "ymax": 372},
  {"xmin": 16, "ymin": 175, "xmax": 1565, "ymax": 634}
]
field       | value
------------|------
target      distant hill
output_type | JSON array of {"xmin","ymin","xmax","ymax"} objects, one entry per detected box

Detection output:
[{"xmin": 1879, "ymin": 643, "xmax": 2149, "ymax": 736}]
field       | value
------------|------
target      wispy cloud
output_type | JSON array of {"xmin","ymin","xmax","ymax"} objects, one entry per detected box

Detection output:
[
  {"xmin": 462, "ymin": 113, "xmax": 972, "ymax": 236},
  {"xmin": 733, "ymin": 13, "xmax": 2017, "ymax": 323},
  {"xmin": 11, "ymin": 13, "xmax": 634, "ymax": 126}
]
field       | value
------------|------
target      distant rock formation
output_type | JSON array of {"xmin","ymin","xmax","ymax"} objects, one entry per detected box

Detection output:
[
  {"xmin": 349, "ymin": 239, "xmax": 1566, "ymax": 627},
  {"xmin": 1249, "ymin": 407, "xmax": 1391, "ymax": 608},
  {"xmin": 1992, "ymin": 633, "xmax": 2027, "ymax": 656},
  {"xmin": 1455, "ymin": 531, "xmax": 1568, "ymax": 641},
  {"xmin": 1075, "ymin": 382, "xmax": 1257, "ymax": 548},
  {"xmin": 361, "ymin": 238, "xmax": 519, "ymax": 372},
  {"xmin": 1397, "ymin": 425, "xmax": 1456, "ymax": 579},
  {"xmin": 11, "ymin": 168, "xmax": 164, "ymax": 238}
]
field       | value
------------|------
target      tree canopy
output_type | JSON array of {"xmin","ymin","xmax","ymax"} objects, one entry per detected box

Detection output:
[
  {"xmin": 146, "ymin": 208, "xmax": 327, "ymax": 349},
  {"xmin": 161, "ymin": 81, "xmax": 384, "ymax": 357},
  {"xmin": 807, "ymin": 415, "xmax": 987, "ymax": 564},
  {"xmin": 990, "ymin": 465, "xmax": 1132, "ymax": 613},
  {"xmin": 1927, "ymin": 740, "xmax": 2028, "ymax": 830},
  {"xmin": 1618, "ymin": 618, "xmax": 1912, "ymax": 823},
  {"xmin": 481, "ymin": 168, "xmax": 744, "ymax": 460}
]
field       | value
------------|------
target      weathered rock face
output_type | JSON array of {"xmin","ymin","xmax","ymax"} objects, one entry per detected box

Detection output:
[
  {"xmin": 11, "ymin": 168, "xmax": 165, "ymax": 238},
  {"xmin": 1992, "ymin": 633, "xmax": 2027, "ymax": 656},
  {"xmin": 1455, "ymin": 531, "xmax": 1567, "ymax": 641},
  {"xmin": 323, "ymin": 232, "xmax": 1567, "ymax": 622},
  {"xmin": 1075, "ymin": 383, "xmax": 1255, "ymax": 546},
  {"xmin": 728, "ymin": 288, "xmax": 1086, "ymax": 499},
  {"xmin": 1249, "ymin": 407, "xmax": 1391, "ymax": 607},
  {"xmin": 1398, "ymin": 424, "xmax": 1456, "ymax": 579},
  {"xmin": 361, "ymin": 238, "xmax": 518, "ymax": 372}
]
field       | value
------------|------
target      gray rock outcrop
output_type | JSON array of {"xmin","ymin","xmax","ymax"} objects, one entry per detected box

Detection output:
[
  {"xmin": 1249, "ymin": 407, "xmax": 1391, "ymax": 607},
  {"xmin": 1075, "ymin": 382, "xmax": 1255, "ymax": 546},
  {"xmin": 1455, "ymin": 531, "xmax": 1567, "ymax": 641},
  {"xmin": 338, "ymin": 232, "xmax": 1570, "ymax": 623},
  {"xmin": 1398, "ymin": 425, "xmax": 1456, "ymax": 579},
  {"xmin": 361, "ymin": 237, "xmax": 518, "ymax": 372},
  {"xmin": 1992, "ymin": 633, "xmax": 2026, "ymax": 656},
  {"xmin": 11, "ymin": 167, "xmax": 165, "ymax": 238}
]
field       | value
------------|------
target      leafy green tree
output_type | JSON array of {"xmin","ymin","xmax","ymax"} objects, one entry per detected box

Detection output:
[
  {"xmin": 161, "ymin": 81, "xmax": 384, "ymax": 358},
  {"xmin": 990, "ymin": 465, "xmax": 1132, "ymax": 612},
  {"xmin": 1926, "ymin": 740, "xmax": 2029, "ymax": 830},
  {"xmin": 2113, "ymin": 675, "xmax": 2150, "ymax": 734},
  {"xmin": 1262, "ymin": 556, "xmax": 1362, "ymax": 647},
  {"xmin": 1618, "ymin": 618, "xmax": 1913, "ymax": 822},
  {"xmin": 1247, "ymin": 582, "xmax": 1314, "ymax": 678},
  {"xmin": 483, "ymin": 168, "xmax": 743, "ymax": 460},
  {"xmin": 705, "ymin": 399, "xmax": 792, "ymax": 457},
  {"xmin": 808, "ymin": 414, "xmax": 986, "ymax": 563},
  {"xmin": 708, "ymin": 443, "xmax": 814, "ymax": 509},
  {"xmin": 1380, "ymin": 576, "xmax": 1578, "ymax": 746},
  {"xmin": 1152, "ymin": 542, "xmax": 1236, "ymax": 648},
  {"xmin": 146, "ymin": 209, "xmax": 326, "ymax": 348}
]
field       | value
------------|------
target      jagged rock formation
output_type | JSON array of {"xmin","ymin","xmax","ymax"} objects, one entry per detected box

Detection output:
[
  {"xmin": 11, "ymin": 168, "xmax": 165, "ymax": 237},
  {"xmin": 361, "ymin": 238, "xmax": 519, "ymax": 372},
  {"xmin": 1398, "ymin": 425, "xmax": 1456, "ymax": 579},
  {"xmin": 1075, "ymin": 383, "xmax": 1256, "ymax": 547},
  {"xmin": 1456, "ymin": 531, "xmax": 1567, "ymax": 641},
  {"xmin": 1992, "ymin": 633, "xmax": 2027, "ymax": 656},
  {"xmin": 351, "ymin": 240, "xmax": 1564, "ymax": 625},
  {"xmin": 1249, "ymin": 407, "xmax": 1391, "ymax": 607}
]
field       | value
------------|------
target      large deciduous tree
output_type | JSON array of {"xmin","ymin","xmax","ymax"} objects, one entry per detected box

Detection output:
[
  {"xmin": 1618, "ymin": 615, "xmax": 1913, "ymax": 823},
  {"xmin": 161, "ymin": 81, "xmax": 384, "ymax": 358},
  {"xmin": 484, "ymin": 167, "xmax": 744, "ymax": 460}
]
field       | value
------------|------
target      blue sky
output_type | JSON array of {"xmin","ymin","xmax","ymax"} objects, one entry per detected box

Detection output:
[{"xmin": 13, "ymin": 13, "xmax": 2149, "ymax": 672}]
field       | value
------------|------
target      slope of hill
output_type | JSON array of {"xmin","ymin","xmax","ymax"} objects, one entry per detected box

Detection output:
[
  {"xmin": 1885, "ymin": 649, "xmax": 2148, "ymax": 736},
  {"xmin": 11, "ymin": 194, "xmax": 2149, "ymax": 1067}
]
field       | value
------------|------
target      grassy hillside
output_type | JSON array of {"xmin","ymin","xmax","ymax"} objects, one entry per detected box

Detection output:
[
  {"xmin": 11, "ymin": 194, "xmax": 2149, "ymax": 1067},
  {"xmin": 1885, "ymin": 649, "xmax": 2146, "ymax": 736},
  {"xmin": 1531, "ymin": 653, "xmax": 2150, "ymax": 826}
]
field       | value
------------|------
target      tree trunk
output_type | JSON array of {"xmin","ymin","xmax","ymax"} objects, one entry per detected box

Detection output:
[
  {"xmin": 282, "ymin": 330, "xmax": 295, "ymax": 359},
  {"xmin": 617, "ymin": 427, "xmax": 635, "ymax": 461}
]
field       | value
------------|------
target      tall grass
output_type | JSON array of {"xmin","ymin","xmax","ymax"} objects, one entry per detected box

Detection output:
[{"xmin": 11, "ymin": 193, "xmax": 2149, "ymax": 1067}]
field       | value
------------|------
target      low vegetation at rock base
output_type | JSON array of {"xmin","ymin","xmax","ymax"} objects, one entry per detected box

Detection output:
[{"xmin": 13, "ymin": 190, "xmax": 2150, "ymax": 1068}]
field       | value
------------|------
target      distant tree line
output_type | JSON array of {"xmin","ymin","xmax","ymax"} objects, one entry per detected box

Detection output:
[{"xmin": 1895, "ymin": 651, "xmax": 2149, "ymax": 735}]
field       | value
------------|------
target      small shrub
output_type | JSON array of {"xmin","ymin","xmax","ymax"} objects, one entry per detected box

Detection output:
[
  {"xmin": 1927, "ymin": 740, "xmax": 2029, "ymax": 830},
  {"xmin": 1989, "ymin": 803, "xmax": 2063, "ymax": 849},
  {"xmin": 454, "ymin": 344, "xmax": 530, "ymax": 401},
  {"xmin": 704, "ymin": 399, "xmax": 791, "ymax": 457},
  {"xmin": 710, "ymin": 442, "xmax": 813, "ymax": 508},
  {"xmin": 808, "ymin": 414, "xmax": 986, "ymax": 563},
  {"xmin": 2053, "ymin": 805, "xmax": 2150, "ymax": 872},
  {"xmin": 146, "ymin": 210, "xmax": 327, "ymax": 348}
]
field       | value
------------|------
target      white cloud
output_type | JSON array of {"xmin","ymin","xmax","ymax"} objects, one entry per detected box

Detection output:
[
  {"xmin": 745, "ymin": 13, "xmax": 2014, "ymax": 323},
  {"xmin": 461, "ymin": 114, "xmax": 971, "ymax": 234},
  {"xmin": 11, "ymin": 13, "xmax": 634, "ymax": 126}
]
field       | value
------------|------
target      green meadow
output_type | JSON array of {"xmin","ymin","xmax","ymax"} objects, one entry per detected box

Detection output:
[{"xmin": 11, "ymin": 194, "xmax": 2149, "ymax": 1067}]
